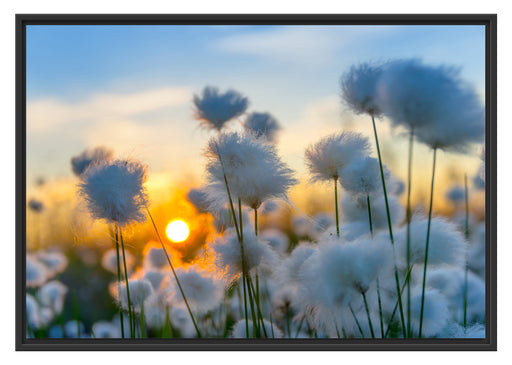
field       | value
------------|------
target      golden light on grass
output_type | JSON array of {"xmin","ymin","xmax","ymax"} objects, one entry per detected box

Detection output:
[{"xmin": 166, "ymin": 219, "xmax": 190, "ymax": 242}]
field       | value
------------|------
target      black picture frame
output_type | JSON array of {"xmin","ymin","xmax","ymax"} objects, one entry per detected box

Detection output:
[{"xmin": 15, "ymin": 13, "xmax": 497, "ymax": 351}]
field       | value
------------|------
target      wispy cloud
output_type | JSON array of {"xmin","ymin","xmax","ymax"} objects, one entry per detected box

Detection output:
[
  {"xmin": 215, "ymin": 26, "xmax": 399, "ymax": 67},
  {"xmin": 27, "ymin": 87, "xmax": 192, "ymax": 133}
]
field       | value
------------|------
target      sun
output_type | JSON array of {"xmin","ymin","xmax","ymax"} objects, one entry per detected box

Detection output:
[{"xmin": 166, "ymin": 220, "xmax": 190, "ymax": 242}]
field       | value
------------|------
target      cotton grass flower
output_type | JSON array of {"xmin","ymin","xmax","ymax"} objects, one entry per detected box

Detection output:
[
  {"xmin": 427, "ymin": 267, "xmax": 485, "ymax": 324},
  {"xmin": 71, "ymin": 146, "xmax": 113, "ymax": 176},
  {"xmin": 291, "ymin": 215, "xmax": 311, "ymax": 237},
  {"xmin": 28, "ymin": 198, "xmax": 44, "ymax": 213},
  {"xmin": 186, "ymin": 187, "xmax": 210, "ymax": 213},
  {"xmin": 92, "ymin": 321, "xmax": 122, "ymax": 338},
  {"xmin": 305, "ymin": 132, "xmax": 370, "ymax": 182},
  {"xmin": 377, "ymin": 59, "xmax": 484, "ymax": 152},
  {"xmin": 468, "ymin": 223, "xmax": 485, "ymax": 277},
  {"xmin": 143, "ymin": 270, "xmax": 166, "ymax": 291},
  {"xmin": 37, "ymin": 280, "xmax": 68, "ymax": 314},
  {"xmin": 143, "ymin": 246, "xmax": 169, "ymax": 271},
  {"xmin": 274, "ymin": 242, "xmax": 317, "ymax": 287},
  {"xmin": 167, "ymin": 305, "xmax": 197, "ymax": 338},
  {"xmin": 395, "ymin": 215, "xmax": 467, "ymax": 268},
  {"xmin": 205, "ymin": 132, "xmax": 297, "ymax": 210},
  {"xmin": 26, "ymin": 294, "xmax": 40, "ymax": 329},
  {"xmin": 117, "ymin": 279, "xmax": 153, "ymax": 311},
  {"xmin": 446, "ymin": 185, "xmax": 465, "ymax": 204},
  {"xmin": 164, "ymin": 266, "xmax": 223, "ymax": 314},
  {"xmin": 340, "ymin": 156, "xmax": 388, "ymax": 196},
  {"xmin": 193, "ymin": 86, "xmax": 249, "ymax": 131},
  {"xmin": 341, "ymin": 62, "xmax": 384, "ymax": 117},
  {"xmin": 443, "ymin": 323, "xmax": 485, "ymax": 338},
  {"xmin": 244, "ymin": 112, "xmax": 280, "ymax": 143},
  {"xmin": 212, "ymin": 227, "xmax": 278, "ymax": 282},
  {"xmin": 26, "ymin": 255, "xmax": 49, "ymax": 288},
  {"xmin": 78, "ymin": 159, "xmax": 149, "ymax": 227},
  {"xmin": 405, "ymin": 286, "xmax": 451, "ymax": 337},
  {"xmin": 37, "ymin": 250, "xmax": 68, "ymax": 277},
  {"xmin": 260, "ymin": 229, "xmax": 290, "ymax": 254},
  {"xmin": 64, "ymin": 320, "xmax": 85, "ymax": 338},
  {"xmin": 309, "ymin": 213, "xmax": 335, "ymax": 239},
  {"xmin": 299, "ymin": 236, "xmax": 392, "ymax": 308},
  {"xmin": 101, "ymin": 248, "xmax": 135, "ymax": 275},
  {"xmin": 341, "ymin": 194, "xmax": 405, "ymax": 230},
  {"xmin": 231, "ymin": 319, "xmax": 283, "ymax": 338}
]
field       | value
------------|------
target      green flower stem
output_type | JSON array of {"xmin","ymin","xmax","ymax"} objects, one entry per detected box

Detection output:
[
  {"xmin": 247, "ymin": 275, "xmax": 268, "ymax": 338},
  {"xmin": 254, "ymin": 208, "xmax": 258, "ymax": 236},
  {"xmin": 419, "ymin": 147, "xmax": 437, "ymax": 337},
  {"xmin": 334, "ymin": 177, "xmax": 340, "ymax": 238},
  {"xmin": 406, "ymin": 130, "xmax": 414, "ymax": 338},
  {"xmin": 140, "ymin": 303, "xmax": 147, "ymax": 338},
  {"xmin": 295, "ymin": 314, "xmax": 306, "ymax": 338},
  {"xmin": 145, "ymin": 208, "xmax": 202, "ymax": 338},
  {"xmin": 376, "ymin": 278, "xmax": 385, "ymax": 338},
  {"xmin": 384, "ymin": 264, "xmax": 414, "ymax": 338},
  {"xmin": 237, "ymin": 199, "xmax": 250, "ymax": 337},
  {"xmin": 366, "ymin": 194, "xmax": 373, "ymax": 236},
  {"xmin": 371, "ymin": 114, "xmax": 407, "ymax": 338},
  {"xmin": 463, "ymin": 174, "xmax": 469, "ymax": 328},
  {"xmin": 362, "ymin": 291, "xmax": 375, "ymax": 338},
  {"xmin": 113, "ymin": 227, "xmax": 125, "ymax": 338},
  {"xmin": 238, "ymin": 200, "xmax": 260, "ymax": 337},
  {"xmin": 367, "ymin": 194, "xmax": 384, "ymax": 338},
  {"xmin": 72, "ymin": 291, "xmax": 80, "ymax": 338},
  {"xmin": 118, "ymin": 225, "xmax": 134, "ymax": 338},
  {"xmin": 349, "ymin": 304, "xmax": 365, "ymax": 337}
]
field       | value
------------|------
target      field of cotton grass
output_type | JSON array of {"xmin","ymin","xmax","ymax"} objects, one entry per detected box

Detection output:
[{"xmin": 26, "ymin": 59, "xmax": 486, "ymax": 340}]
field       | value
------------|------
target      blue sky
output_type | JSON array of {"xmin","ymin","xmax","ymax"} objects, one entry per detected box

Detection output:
[
  {"xmin": 26, "ymin": 24, "xmax": 486, "ymax": 209},
  {"xmin": 27, "ymin": 25, "xmax": 485, "ymax": 101}
]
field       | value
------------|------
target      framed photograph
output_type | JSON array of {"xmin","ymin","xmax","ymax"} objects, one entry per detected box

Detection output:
[{"xmin": 16, "ymin": 14, "xmax": 497, "ymax": 350}]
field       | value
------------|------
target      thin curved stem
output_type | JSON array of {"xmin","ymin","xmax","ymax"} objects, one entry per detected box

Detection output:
[
  {"xmin": 349, "ymin": 305, "xmax": 365, "ymax": 338},
  {"xmin": 362, "ymin": 291, "xmax": 375, "ymax": 338},
  {"xmin": 113, "ymin": 227, "xmax": 125, "ymax": 339},
  {"xmin": 371, "ymin": 114, "xmax": 406, "ymax": 338},
  {"xmin": 406, "ymin": 130, "xmax": 414, "ymax": 338},
  {"xmin": 237, "ymin": 199, "xmax": 252, "ymax": 337},
  {"xmin": 254, "ymin": 208, "xmax": 258, "ymax": 236},
  {"xmin": 334, "ymin": 177, "xmax": 340, "ymax": 238},
  {"xmin": 463, "ymin": 174, "xmax": 469, "ymax": 328},
  {"xmin": 145, "ymin": 208, "xmax": 202, "ymax": 338},
  {"xmin": 118, "ymin": 226, "xmax": 134, "ymax": 338},
  {"xmin": 419, "ymin": 147, "xmax": 437, "ymax": 337}
]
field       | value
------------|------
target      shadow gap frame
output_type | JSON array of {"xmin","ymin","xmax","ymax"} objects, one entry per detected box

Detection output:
[{"xmin": 15, "ymin": 13, "xmax": 497, "ymax": 351}]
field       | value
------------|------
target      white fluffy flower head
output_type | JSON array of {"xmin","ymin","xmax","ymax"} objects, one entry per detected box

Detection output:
[
  {"xmin": 205, "ymin": 132, "xmax": 297, "ymax": 209},
  {"xmin": 78, "ymin": 159, "xmax": 149, "ymax": 227},
  {"xmin": 395, "ymin": 214, "xmax": 467, "ymax": 268},
  {"xmin": 300, "ymin": 236, "xmax": 392, "ymax": 308},
  {"xmin": 377, "ymin": 59, "xmax": 484, "ymax": 152},
  {"xmin": 117, "ymin": 279, "xmax": 153, "ymax": 311},
  {"xmin": 164, "ymin": 266, "xmax": 223, "ymax": 314},
  {"xmin": 305, "ymin": 132, "xmax": 370, "ymax": 182},
  {"xmin": 193, "ymin": 86, "xmax": 249, "ymax": 131},
  {"xmin": 101, "ymin": 248, "xmax": 135, "ymax": 274},
  {"xmin": 212, "ymin": 227, "xmax": 278, "ymax": 282},
  {"xmin": 244, "ymin": 112, "xmax": 281, "ymax": 143},
  {"xmin": 340, "ymin": 156, "xmax": 387, "ymax": 196},
  {"xmin": 71, "ymin": 146, "xmax": 113, "ymax": 176},
  {"xmin": 341, "ymin": 62, "xmax": 384, "ymax": 117}
]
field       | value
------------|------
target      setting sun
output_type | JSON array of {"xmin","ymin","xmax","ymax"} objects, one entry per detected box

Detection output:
[{"xmin": 166, "ymin": 220, "xmax": 190, "ymax": 242}]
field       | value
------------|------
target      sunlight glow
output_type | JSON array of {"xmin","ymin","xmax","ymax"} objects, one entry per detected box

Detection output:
[{"xmin": 166, "ymin": 220, "xmax": 190, "ymax": 242}]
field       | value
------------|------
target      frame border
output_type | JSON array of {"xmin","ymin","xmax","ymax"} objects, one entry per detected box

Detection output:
[{"xmin": 15, "ymin": 13, "xmax": 497, "ymax": 351}]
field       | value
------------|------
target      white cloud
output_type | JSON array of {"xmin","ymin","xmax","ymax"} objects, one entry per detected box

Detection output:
[
  {"xmin": 27, "ymin": 86, "xmax": 192, "ymax": 133},
  {"xmin": 215, "ymin": 26, "xmax": 398, "ymax": 67}
]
